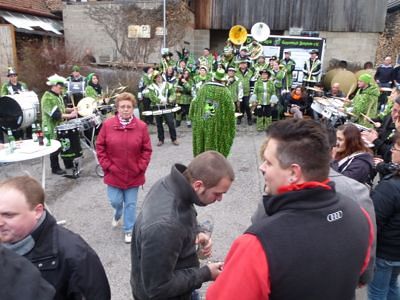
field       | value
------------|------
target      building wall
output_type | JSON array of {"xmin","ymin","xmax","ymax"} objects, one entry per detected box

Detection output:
[
  {"xmin": 376, "ymin": 9, "xmax": 400, "ymax": 65},
  {"xmin": 319, "ymin": 31, "xmax": 380, "ymax": 69},
  {"xmin": 63, "ymin": 1, "xmax": 194, "ymax": 64}
]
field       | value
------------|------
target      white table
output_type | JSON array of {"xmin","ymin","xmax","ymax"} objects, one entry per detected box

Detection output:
[{"xmin": 0, "ymin": 139, "xmax": 61, "ymax": 189}]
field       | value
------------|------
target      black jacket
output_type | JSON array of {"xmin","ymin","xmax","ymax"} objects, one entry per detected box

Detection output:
[
  {"xmin": 0, "ymin": 245, "xmax": 55, "ymax": 300},
  {"xmin": 332, "ymin": 152, "xmax": 374, "ymax": 185},
  {"xmin": 371, "ymin": 174, "xmax": 400, "ymax": 261},
  {"xmin": 131, "ymin": 164, "xmax": 211, "ymax": 300},
  {"xmin": 25, "ymin": 212, "xmax": 111, "ymax": 300},
  {"xmin": 247, "ymin": 184, "xmax": 373, "ymax": 300},
  {"xmin": 374, "ymin": 113, "xmax": 396, "ymax": 163}
]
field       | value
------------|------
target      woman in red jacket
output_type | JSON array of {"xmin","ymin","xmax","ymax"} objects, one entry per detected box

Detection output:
[{"xmin": 96, "ymin": 92, "xmax": 152, "ymax": 243}]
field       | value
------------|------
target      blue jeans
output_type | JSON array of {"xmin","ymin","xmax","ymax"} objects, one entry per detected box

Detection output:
[
  {"xmin": 368, "ymin": 257, "xmax": 400, "ymax": 300},
  {"xmin": 107, "ymin": 186, "xmax": 138, "ymax": 233}
]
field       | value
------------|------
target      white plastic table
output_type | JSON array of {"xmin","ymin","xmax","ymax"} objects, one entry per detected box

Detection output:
[{"xmin": 0, "ymin": 139, "xmax": 61, "ymax": 189}]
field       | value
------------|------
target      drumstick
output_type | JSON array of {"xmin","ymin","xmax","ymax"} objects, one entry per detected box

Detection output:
[
  {"xmin": 360, "ymin": 113, "xmax": 378, "ymax": 127},
  {"xmin": 70, "ymin": 94, "xmax": 78, "ymax": 119},
  {"xmin": 346, "ymin": 84, "xmax": 355, "ymax": 98}
]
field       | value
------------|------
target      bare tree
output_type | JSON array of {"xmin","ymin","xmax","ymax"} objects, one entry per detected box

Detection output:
[{"xmin": 85, "ymin": 1, "xmax": 191, "ymax": 65}]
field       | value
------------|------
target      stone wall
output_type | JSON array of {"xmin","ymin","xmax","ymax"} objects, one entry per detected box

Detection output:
[
  {"xmin": 63, "ymin": 1, "xmax": 194, "ymax": 65},
  {"xmin": 319, "ymin": 31, "xmax": 380, "ymax": 70},
  {"xmin": 376, "ymin": 9, "xmax": 400, "ymax": 65}
]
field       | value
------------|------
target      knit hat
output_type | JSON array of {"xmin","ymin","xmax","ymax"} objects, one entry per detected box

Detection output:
[
  {"xmin": 214, "ymin": 69, "xmax": 226, "ymax": 82},
  {"xmin": 7, "ymin": 67, "xmax": 17, "ymax": 77},
  {"xmin": 72, "ymin": 65, "xmax": 80, "ymax": 72},
  {"xmin": 358, "ymin": 73, "xmax": 372, "ymax": 84},
  {"xmin": 46, "ymin": 74, "xmax": 67, "ymax": 86}
]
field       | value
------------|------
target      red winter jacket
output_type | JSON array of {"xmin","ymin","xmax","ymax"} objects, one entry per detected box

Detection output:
[{"xmin": 96, "ymin": 115, "xmax": 152, "ymax": 189}]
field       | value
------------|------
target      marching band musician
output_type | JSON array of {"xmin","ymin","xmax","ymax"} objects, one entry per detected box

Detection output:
[
  {"xmin": 226, "ymin": 67, "xmax": 243, "ymax": 114},
  {"xmin": 0, "ymin": 67, "xmax": 27, "ymax": 96},
  {"xmin": 251, "ymin": 55, "xmax": 269, "ymax": 81},
  {"xmin": 162, "ymin": 65, "xmax": 177, "ymax": 85},
  {"xmin": 303, "ymin": 49, "xmax": 322, "ymax": 86},
  {"xmin": 41, "ymin": 74, "xmax": 78, "ymax": 175},
  {"xmin": 85, "ymin": 73, "xmax": 103, "ymax": 99},
  {"xmin": 281, "ymin": 50, "xmax": 296, "ymax": 91},
  {"xmin": 252, "ymin": 69, "xmax": 276, "ymax": 131},
  {"xmin": 66, "ymin": 65, "xmax": 86, "ymax": 106},
  {"xmin": 138, "ymin": 67, "xmax": 154, "ymax": 125},
  {"xmin": 270, "ymin": 61, "xmax": 285, "ymax": 96},
  {"xmin": 192, "ymin": 65, "xmax": 211, "ymax": 99},
  {"xmin": 1, "ymin": 67, "xmax": 29, "ymax": 141},
  {"xmin": 198, "ymin": 48, "xmax": 215, "ymax": 72},
  {"xmin": 325, "ymin": 82, "xmax": 345, "ymax": 98},
  {"xmin": 344, "ymin": 74, "xmax": 380, "ymax": 128},
  {"xmin": 175, "ymin": 69, "xmax": 193, "ymax": 128},
  {"xmin": 189, "ymin": 69, "xmax": 236, "ymax": 157},
  {"xmin": 160, "ymin": 51, "xmax": 176, "ymax": 74},
  {"xmin": 218, "ymin": 40, "xmax": 236, "ymax": 71},
  {"xmin": 236, "ymin": 59, "xmax": 254, "ymax": 125},
  {"xmin": 143, "ymin": 71, "xmax": 179, "ymax": 147}
]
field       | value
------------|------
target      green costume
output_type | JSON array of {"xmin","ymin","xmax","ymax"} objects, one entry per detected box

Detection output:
[
  {"xmin": 175, "ymin": 78, "xmax": 193, "ymax": 124},
  {"xmin": 192, "ymin": 73, "xmax": 211, "ymax": 98},
  {"xmin": 281, "ymin": 58, "xmax": 296, "ymax": 90},
  {"xmin": 189, "ymin": 82, "xmax": 236, "ymax": 157},
  {"xmin": 348, "ymin": 84, "xmax": 380, "ymax": 128},
  {"xmin": 254, "ymin": 79, "xmax": 276, "ymax": 131},
  {"xmin": 198, "ymin": 54, "xmax": 215, "ymax": 72},
  {"xmin": 251, "ymin": 62, "xmax": 269, "ymax": 81},
  {"xmin": 144, "ymin": 81, "xmax": 176, "ymax": 106},
  {"xmin": 226, "ymin": 76, "xmax": 242, "ymax": 102},
  {"xmin": 271, "ymin": 69, "xmax": 285, "ymax": 90},
  {"xmin": 1, "ymin": 81, "xmax": 27, "ymax": 96},
  {"xmin": 379, "ymin": 99, "xmax": 394, "ymax": 119},
  {"xmin": 236, "ymin": 69, "xmax": 253, "ymax": 97},
  {"xmin": 41, "ymin": 91, "xmax": 65, "ymax": 139}
]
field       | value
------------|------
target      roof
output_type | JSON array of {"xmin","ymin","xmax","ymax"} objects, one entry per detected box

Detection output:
[
  {"xmin": 0, "ymin": 0, "xmax": 57, "ymax": 18},
  {"xmin": 388, "ymin": 0, "xmax": 400, "ymax": 11}
]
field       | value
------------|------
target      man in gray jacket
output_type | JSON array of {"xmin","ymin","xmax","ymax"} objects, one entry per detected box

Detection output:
[{"xmin": 131, "ymin": 151, "xmax": 234, "ymax": 300}]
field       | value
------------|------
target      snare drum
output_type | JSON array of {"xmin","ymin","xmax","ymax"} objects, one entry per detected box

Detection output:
[
  {"xmin": 79, "ymin": 114, "xmax": 98, "ymax": 131},
  {"xmin": 56, "ymin": 123, "xmax": 83, "ymax": 159},
  {"xmin": 0, "ymin": 91, "xmax": 39, "ymax": 129}
]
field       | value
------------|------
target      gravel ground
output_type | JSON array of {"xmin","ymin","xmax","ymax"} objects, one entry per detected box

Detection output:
[{"xmin": 0, "ymin": 124, "xmax": 367, "ymax": 299}]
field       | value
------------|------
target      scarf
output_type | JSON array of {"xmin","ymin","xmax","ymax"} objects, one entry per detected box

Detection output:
[
  {"xmin": 89, "ymin": 82, "xmax": 102, "ymax": 95},
  {"xmin": 291, "ymin": 92, "xmax": 301, "ymax": 101},
  {"xmin": 3, "ymin": 211, "xmax": 47, "ymax": 255},
  {"xmin": 118, "ymin": 114, "xmax": 133, "ymax": 128}
]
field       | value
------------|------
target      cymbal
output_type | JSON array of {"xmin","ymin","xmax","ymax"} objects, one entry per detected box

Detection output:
[{"xmin": 77, "ymin": 97, "xmax": 97, "ymax": 117}]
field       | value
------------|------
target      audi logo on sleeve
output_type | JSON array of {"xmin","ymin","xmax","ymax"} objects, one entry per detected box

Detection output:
[{"xmin": 326, "ymin": 210, "xmax": 343, "ymax": 222}]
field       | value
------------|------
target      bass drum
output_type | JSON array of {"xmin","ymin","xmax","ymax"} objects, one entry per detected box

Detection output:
[{"xmin": 0, "ymin": 91, "xmax": 39, "ymax": 129}]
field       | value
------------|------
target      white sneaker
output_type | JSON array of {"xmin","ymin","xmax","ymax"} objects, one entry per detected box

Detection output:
[
  {"xmin": 124, "ymin": 232, "xmax": 132, "ymax": 244},
  {"xmin": 112, "ymin": 217, "xmax": 121, "ymax": 228}
]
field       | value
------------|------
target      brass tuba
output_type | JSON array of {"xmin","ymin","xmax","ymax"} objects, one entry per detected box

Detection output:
[{"xmin": 229, "ymin": 25, "xmax": 248, "ymax": 45}]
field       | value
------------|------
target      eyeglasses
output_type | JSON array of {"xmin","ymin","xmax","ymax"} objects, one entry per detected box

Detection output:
[
  {"xmin": 118, "ymin": 105, "xmax": 133, "ymax": 110},
  {"xmin": 391, "ymin": 146, "xmax": 400, "ymax": 152}
]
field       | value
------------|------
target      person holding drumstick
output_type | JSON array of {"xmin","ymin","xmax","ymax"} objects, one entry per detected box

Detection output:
[
  {"xmin": 41, "ymin": 74, "xmax": 78, "ymax": 175},
  {"xmin": 343, "ymin": 74, "xmax": 380, "ymax": 128}
]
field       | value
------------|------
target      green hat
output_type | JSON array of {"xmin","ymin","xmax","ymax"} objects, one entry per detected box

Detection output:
[
  {"xmin": 87, "ymin": 72, "xmax": 96, "ymax": 83},
  {"xmin": 7, "ymin": 67, "xmax": 17, "ymax": 77},
  {"xmin": 46, "ymin": 74, "xmax": 67, "ymax": 86},
  {"xmin": 358, "ymin": 73, "xmax": 372, "ymax": 84},
  {"xmin": 214, "ymin": 69, "xmax": 226, "ymax": 82},
  {"xmin": 72, "ymin": 65, "xmax": 80, "ymax": 72}
]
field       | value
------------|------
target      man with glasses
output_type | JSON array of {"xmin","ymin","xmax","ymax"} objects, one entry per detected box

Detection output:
[{"xmin": 0, "ymin": 67, "xmax": 27, "ymax": 96}]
